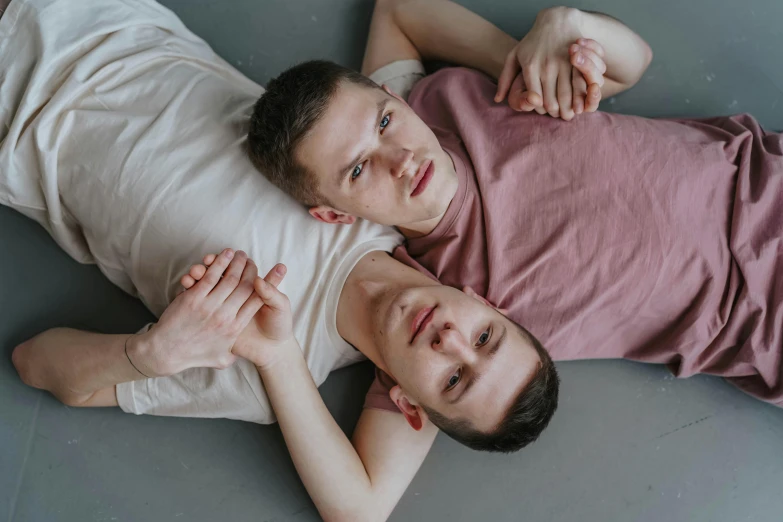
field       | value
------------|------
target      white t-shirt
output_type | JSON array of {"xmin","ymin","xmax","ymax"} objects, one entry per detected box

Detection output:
[{"xmin": 0, "ymin": 0, "xmax": 401, "ymax": 423}]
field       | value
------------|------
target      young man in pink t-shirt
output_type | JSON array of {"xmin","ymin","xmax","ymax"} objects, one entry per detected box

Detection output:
[{"xmin": 249, "ymin": 0, "xmax": 783, "ymax": 406}]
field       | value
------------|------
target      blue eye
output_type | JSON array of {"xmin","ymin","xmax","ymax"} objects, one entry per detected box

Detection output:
[
  {"xmin": 380, "ymin": 114, "xmax": 390, "ymax": 130},
  {"xmin": 351, "ymin": 163, "xmax": 363, "ymax": 181},
  {"xmin": 447, "ymin": 369, "xmax": 461, "ymax": 390},
  {"xmin": 478, "ymin": 329, "xmax": 490, "ymax": 345}
]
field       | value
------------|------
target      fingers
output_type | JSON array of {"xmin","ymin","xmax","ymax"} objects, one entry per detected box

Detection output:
[
  {"xmin": 585, "ymin": 82, "xmax": 602, "ymax": 113},
  {"xmin": 571, "ymin": 68, "xmax": 586, "ymax": 115},
  {"xmin": 223, "ymin": 257, "xmax": 259, "ymax": 315},
  {"xmin": 557, "ymin": 64, "xmax": 575, "ymax": 121},
  {"xmin": 203, "ymin": 253, "xmax": 217, "ymax": 266},
  {"xmin": 522, "ymin": 66, "xmax": 546, "ymax": 116},
  {"xmin": 237, "ymin": 264, "xmax": 288, "ymax": 323},
  {"xmin": 180, "ymin": 259, "xmax": 212, "ymax": 291},
  {"xmin": 209, "ymin": 250, "xmax": 249, "ymax": 303},
  {"xmin": 252, "ymin": 264, "xmax": 289, "ymax": 312},
  {"xmin": 192, "ymin": 248, "xmax": 234, "ymax": 297},
  {"xmin": 495, "ymin": 51, "xmax": 521, "ymax": 103},
  {"xmin": 576, "ymin": 38, "xmax": 605, "ymax": 58},
  {"xmin": 541, "ymin": 64, "xmax": 559, "ymax": 118},
  {"xmin": 263, "ymin": 263, "xmax": 287, "ymax": 289},
  {"xmin": 180, "ymin": 274, "xmax": 196, "ymax": 289},
  {"xmin": 570, "ymin": 44, "xmax": 605, "ymax": 88},
  {"xmin": 235, "ymin": 294, "xmax": 264, "ymax": 326},
  {"xmin": 507, "ymin": 73, "xmax": 542, "ymax": 112},
  {"xmin": 253, "ymin": 276, "xmax": 290, "ymax": 314}
]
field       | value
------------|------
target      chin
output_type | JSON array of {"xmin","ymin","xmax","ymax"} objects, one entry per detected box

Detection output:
[{"xmin": 380, "ymin": 289, "xmax": 408, "ymax": 343}]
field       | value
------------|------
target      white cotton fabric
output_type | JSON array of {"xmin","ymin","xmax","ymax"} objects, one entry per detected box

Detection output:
[{"xmin": 0, "ymin": 0, "xmax": 401, "ymax": 423}]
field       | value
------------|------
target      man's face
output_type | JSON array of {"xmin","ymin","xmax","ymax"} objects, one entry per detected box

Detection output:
[
  {"xmin": 373, "ymin": 284, "xmax": 543, "ymax": 433},
  {"xmin": 297, "ymin": 81, "xmax": 459, "ymax": 228}
]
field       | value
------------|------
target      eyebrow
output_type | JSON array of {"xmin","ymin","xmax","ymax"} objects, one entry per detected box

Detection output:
[
  {"xmin": 448, "ymin": 324, "xmax": 507, "ymax": 405},
  {"xmin": 335, "ymin": 98, "xmax": 390, "ymax": 184}
]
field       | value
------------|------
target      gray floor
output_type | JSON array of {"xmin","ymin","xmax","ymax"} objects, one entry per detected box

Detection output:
[{"xmin": 2, "ymin": 0, "xmax": 782, "ymax": 520}]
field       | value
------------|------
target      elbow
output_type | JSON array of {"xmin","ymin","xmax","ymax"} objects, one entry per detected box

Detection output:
[
  {"xmin": 12, "ymin": 336, "xmax": 91, "ymax": 407},
  {"xmin": 629, "ymin": 43, "xmax": 654, "ymax": 88},
  {"xmin": 322, "ymin": 512, "xmax": 387, "ymax": 522},
  {"xmin": 641, "ymin": 42, "xmax": 654, "ymax": 73},
  {"xmin": 12, "ymin": 340, "xmax": 36, "ymax": 388},
  {"xmin": 320, "ymin": 500, "xmax": 391, "ymax": 522},
  {"xmin": 619, "ymin": 42, "xmax": 653, "ymax": 90}
]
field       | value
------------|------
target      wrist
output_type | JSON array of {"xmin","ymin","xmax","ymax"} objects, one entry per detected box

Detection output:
[
  {"xmin": 126, "ymin": 332, "xmax": 165, "ymax": 378},
  {"xmin": 254, "ymin": 338, "xmax": 303, "ymax": 375},
  {"xmin": 129, "ymin": 325, "xmax": 183, "ymax": 377},
  {"xmin": 536, "ymin": 6, "xmax": 584, "ymax": 37}
]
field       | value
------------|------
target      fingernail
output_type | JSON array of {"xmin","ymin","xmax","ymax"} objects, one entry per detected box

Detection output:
[
  {"xmin": 275, "ymin": 265, "xmax": 286, "ymax": 275},
  {"xmin": 576, "ymin": 55, "xmax": 583, "ymax": 65},
  {"xmin": 226, "ymin": 249, "xmax": 234, "ymax": 259}
]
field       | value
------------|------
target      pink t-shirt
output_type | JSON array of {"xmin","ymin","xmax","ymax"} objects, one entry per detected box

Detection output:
[{"xmin": 392, "ymin": 67, "xmax": 783, "ymax": 405}]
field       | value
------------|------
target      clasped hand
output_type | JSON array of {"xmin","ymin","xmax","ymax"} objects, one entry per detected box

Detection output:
[{"xmin": 495, "ymin": 7, "xmax": 607, "ymax": 121}]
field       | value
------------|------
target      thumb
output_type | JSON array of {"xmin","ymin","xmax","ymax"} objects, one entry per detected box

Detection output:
[
  {"xmin": 262, "ymin": 263, "xmax": 287, "ymax": 289},
  {"xmin": 253, "ymin": 277, "xmax": 290, "ymax": 312},
  {"xmin": 495, "ymin": 51, "xmax": 521, "ymax": 103}
]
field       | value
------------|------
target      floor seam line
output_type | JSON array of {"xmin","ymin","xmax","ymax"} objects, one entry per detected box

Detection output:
[{"xmin": 7, "ymin": 394, "xmax": 41, "ymax": 522}]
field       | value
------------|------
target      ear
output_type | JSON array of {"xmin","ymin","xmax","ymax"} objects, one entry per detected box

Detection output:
[
  {"xmin": 308, "ymin": 205, "xmax": 357, "ymax": 225},
  {"xmin": 463, "ymin": 285, "xmax": 508, "ymax": 314},
  {"xmin": 382, "ymin": 84, "xmax": 408, "ymax": 106},
  {"xmin": 389, "ymin": 385, "xmax": 429, "ymax": 431}
]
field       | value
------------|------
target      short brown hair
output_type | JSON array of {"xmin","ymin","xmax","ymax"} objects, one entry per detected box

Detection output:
[
  {"xmin": 424, "ymin": 321, "xmax": 559, "ymax": 453},
  {"xmin": 248, "ymin": 60, "xmax": 382, "ymax": 206}
]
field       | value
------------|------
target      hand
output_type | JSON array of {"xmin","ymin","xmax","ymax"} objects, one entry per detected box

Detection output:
[
  {"xmin": 568, "ymin": 39, "xmax": 606, "ymax": 115},
  {"xmin": 181, "ymin": 253, "xmax": 295, "ymax": 370},
  {"xmin": 495, "ymin": 7, "xmax": 605, "ymax": 120},
  {"xmin": 130, "ymin": 248, "xmax": 264, "ymax": 376}
]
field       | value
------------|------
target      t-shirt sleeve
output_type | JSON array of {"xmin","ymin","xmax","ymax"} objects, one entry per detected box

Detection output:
[
  {"xmin": 367, "ymin": 59, "xmax": 425, "ymax": 102},
  {"xmin": 363, "ymin": 367, "xmax": 401, "ymax": 413}
]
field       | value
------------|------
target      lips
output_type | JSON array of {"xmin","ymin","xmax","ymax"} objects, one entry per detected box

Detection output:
[
  {"xmin": 410, "ymin": 160, "xmax": 434, "ymax": 197},
  {"xmin": 410, "ymin": 306, "xmax": 435, "ymax": 344}
]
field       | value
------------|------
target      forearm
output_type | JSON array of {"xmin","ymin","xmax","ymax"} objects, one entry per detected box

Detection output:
[
  {"xmin": 257, "ymin": 345, "xmax": 383, "ymax": 522},
  {"xmin": 389, "ymin": 0, "xmax": 517, "ymax": 80},
  {"xmin": 14, "ymin": 328, "xmax": 152, "ymax": 403},
  {"xmin": 577, "ymin": 8, "xmax": 652, "ymax": 93}
]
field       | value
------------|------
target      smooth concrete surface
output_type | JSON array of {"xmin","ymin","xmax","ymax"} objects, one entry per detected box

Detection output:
[{"xmin": 1, "ymin": 0, "xmax": 782, "ymax": 520}]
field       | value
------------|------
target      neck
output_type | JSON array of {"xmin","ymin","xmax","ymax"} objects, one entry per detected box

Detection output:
[
  {"xmin": 398, "ymin": 149, "xmax": 459, "ymax": 238},
  {"xmin": 397, "ymin": 212, "xmax": 445, "ymax": 238},
  {"xmin": 336, "ymin": 250, "xmax": 437, "ymax": 372}
]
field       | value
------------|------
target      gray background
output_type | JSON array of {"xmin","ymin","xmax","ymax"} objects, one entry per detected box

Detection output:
[{"xmin": 2, "ymin": 0, "xmax": 782, "ymax": 521}]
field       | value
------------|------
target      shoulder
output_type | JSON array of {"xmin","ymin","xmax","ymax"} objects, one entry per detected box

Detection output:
[
  {"xmin": 367, "ymin": 59, "xmax": 426, "ymax": 101},
  {"xmin": 408, "ymin": 67, "xmax": 496, "ymax": 109}
]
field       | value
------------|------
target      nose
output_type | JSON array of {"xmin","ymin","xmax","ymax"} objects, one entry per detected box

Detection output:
[
  {"xmin": 432, "ymin": 323, "xmax": 475, "ymax": 361},
  {"xmin": 386, "ymin": 147, "xmax": 414, "ymax": 179}
]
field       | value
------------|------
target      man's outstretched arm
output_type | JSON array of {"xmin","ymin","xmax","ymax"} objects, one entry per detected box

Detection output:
[
  {"xmin": 363, "ymin": 0, "xmax": 652, "ymax": 119},
  {"xmin": 260, "ymin": 346, "xmax": 437, "ymax": 522},
  {"xmin": 362, "ymin": 0, "xmax": 516, "ymax": 80},
  {"xmin": 12, "ymin": 249, "xmax": 264, "ymax": 405},
  {"xmin": 226, "ymin": 269, "xmax": 437, "ymax": 522}
]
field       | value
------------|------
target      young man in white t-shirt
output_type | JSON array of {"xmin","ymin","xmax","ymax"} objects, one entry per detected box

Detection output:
[{"xmin": 4, "ymin": 1, "xmax": 558, "ymax": 519}]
